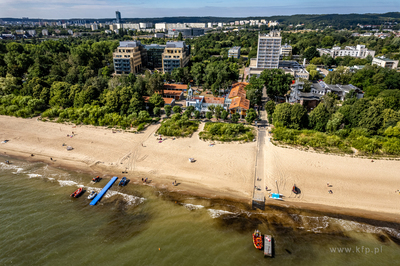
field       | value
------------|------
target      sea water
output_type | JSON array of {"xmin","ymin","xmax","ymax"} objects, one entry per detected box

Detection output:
[{"xmin": 0, "ymin": 156, "xmax": 399, "ymax": 266}]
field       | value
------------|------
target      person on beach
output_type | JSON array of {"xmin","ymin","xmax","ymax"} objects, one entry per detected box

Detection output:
[
  {"xmin": 142, "ymin": 178, "xmax": 144, "ymax": 182},
  {"xmin": 50, "ymin": 158, "xmax": 53, "ymax": 161},
  {"xmin": 265, "ymin": 186, "xmax": 268, "ymax": 191}
]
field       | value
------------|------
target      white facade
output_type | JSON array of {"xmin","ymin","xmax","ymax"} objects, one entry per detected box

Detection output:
[
  {"xmin": 372, "ymin": 57, "xmax": 399, "ymax": 69},
  {"xmin": 155, "ymin": 23, "xmax": 167, "ymax": 30},
  {"xmin": 123, "ymin": 23, "xmax": 140, "ymax": 30},
  {"xmin": 139, "ymin": 22, "xmax": 153, "ymax": 29},
  {"xmin": 187, "ymin": 23, "xmax": 206, "ymax": 28},
  {"xmin": 207, "ymin": 22, "xmax": 213, "ymax": 28},
  {"xmin": 42, "ymin": 29, "xmax": 48, "ymax": 36},
  {"xmin": 317, "ymin": 45, "xmax": 375, "ymax": 59},
  {"xmin": 256, "ymin": 30, "xmax": 281, "ymax": 69},
  {"xmin": 91, "ymin": 24, "xmax": 98, "ymax": 31}
]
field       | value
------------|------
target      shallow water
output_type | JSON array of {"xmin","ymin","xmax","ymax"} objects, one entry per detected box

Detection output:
[{"xmin": 0, "ymin": 156, "xmax": 399, "ymax": 266}]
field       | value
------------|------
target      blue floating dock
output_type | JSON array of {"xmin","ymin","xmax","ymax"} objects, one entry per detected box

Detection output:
[{"xmin": 90, "ymin": 176, "xmax": 118, "ymax": 206}]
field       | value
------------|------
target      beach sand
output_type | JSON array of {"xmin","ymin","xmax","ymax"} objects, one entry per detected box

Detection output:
[
  {"xmin": 0, "ymin": 116, "xmax": 256, "ymax": 201},
  {"xmin": 1, "ymin": 116, "xmax": 400, "ymax": 223}
]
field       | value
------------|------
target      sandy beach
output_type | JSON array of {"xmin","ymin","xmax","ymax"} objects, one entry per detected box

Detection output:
[{"xmin": 1, "ymin": 115, "xmax": 400, "ymax": 223}]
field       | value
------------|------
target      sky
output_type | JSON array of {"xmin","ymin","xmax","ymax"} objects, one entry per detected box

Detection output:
[{"xmin": 0, "ymin": 0, "xmax": 399, "ymax": 19}]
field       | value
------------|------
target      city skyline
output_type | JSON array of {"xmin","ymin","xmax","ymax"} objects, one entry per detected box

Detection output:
[{"xmin": 0, "ymin": 0, "xmax": 399, "ymax": 19}]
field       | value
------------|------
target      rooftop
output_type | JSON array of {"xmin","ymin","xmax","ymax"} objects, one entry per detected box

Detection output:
[
  {"xmin": 166, "ymin": 41, "xmax": 185, "ymax": 48},
  {"xmin": 229, "ymin": 97, "xmax": 250, "ymax": 110},
  {"xmin": 164, "ymin": 84, "xmax": 187, "ymax": 90},
  {"xmin": 119, "ymin": 41, "xmax": 141, "ymax": 47},
  {"xmin": 163, "ymin": 90, "xmax": 183, "ymax": 96},
  {"xmin": 203, "ymin": 97, "xmax": 225, "ymax": 105},
  {"xmin": 163, "ymin": 98, "xmax": 175, "ymax": 104}
]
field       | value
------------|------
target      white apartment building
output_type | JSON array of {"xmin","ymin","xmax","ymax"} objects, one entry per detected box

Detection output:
[
  {"xmin": 139, "ymin": 22, "xmax": 153, "ymax": 29},
  {"xmin": 187, "ymin": 23, "xmax": 206, "ymax": 28},
  {"xmin": 280, "ymin": 43, "xmax": 292, "ymax": 57},
  {"xmin": 317, "ymin": 45, "xmax": 375, "ymax": 59},
  {"xmin": 42, "ymin": 29, "xmax": 48, "ymax": 36},
  {"xmin": 123, "ymin": 23, "xmax": 140, "ymax": 30},
  {"xmin": 372, "ymin": 57, "xmax": 399, "ymax": 69},
  {"xmin": 256, "ymin": 30, "xmax": 281, "ymax": 69},
  {"xmin": 155, "ymin": 23, "xmax": 167, "ymax": 30},
  {"xmin": 91, "ymin": 24, "xmax": 98, "ymax": 31}
]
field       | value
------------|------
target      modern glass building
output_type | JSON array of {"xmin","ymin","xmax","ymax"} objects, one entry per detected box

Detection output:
[
  {"xmin": 145, "ymin": 44, "xmax": 166, "ymax": 69},
  {"xmin": 116, "ymin": 11, "xmax": 121, "ymax": 23}
]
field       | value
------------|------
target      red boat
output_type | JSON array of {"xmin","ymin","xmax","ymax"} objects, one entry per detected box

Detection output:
[
  {"xmin": 92, "ymin": 176, "xmax": 101, "ymax": 182},
  {"xmin": 253, "ymin": 230, "xmax": 263, "ymax": 250},
  {"xmin": 70, "ymin": 187, "xmax": 83, "ymax": 198}
]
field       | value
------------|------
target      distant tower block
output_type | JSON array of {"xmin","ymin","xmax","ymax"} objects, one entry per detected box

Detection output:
[{"xmin": 116, "ymin": 11, "xmax": 121, "ymax": 23}]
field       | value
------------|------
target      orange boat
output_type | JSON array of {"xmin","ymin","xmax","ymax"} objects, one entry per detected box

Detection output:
[
  {"xmin": 252, "ymin": 230, "xmax": 263, "ymax": 250},
  {"xmin": 92, "ymin": 176, "xmax": 101, "ymax": 183},
  {"xmin": 70, "ymin": 187, "xmax": 83, "ymax": 198}
]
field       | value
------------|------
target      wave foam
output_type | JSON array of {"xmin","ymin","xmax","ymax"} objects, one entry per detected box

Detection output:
[
  {"xmin": 207, "ymin": 209, "xmax": 235, "ymax": 219},
  {"xmin": 183, "ymin": 203, "xmax": 204, "ymax": 211},
  {"xmin": 58, "ymin": 180, "xmax": 78, "ymax": 187},
  {"xmin": 103, "ymin": 190, "xmax": 145, "ymax": 206},
  {"xmin": 27, "ymin": 174, "xmax": 42, "ymax": 178}
]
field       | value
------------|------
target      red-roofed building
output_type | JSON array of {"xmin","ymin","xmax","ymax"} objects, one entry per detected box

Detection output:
[
  {"xmin": 228, "ymin": 82, "xmax": 250, "ymax": 116},
  {"xmin": 163, "ymin": 84, "xmax": 187, "ymax": 91},
  {"xmin": 163, "ymin": 90, "xmax": 184, "ymax": 100}
]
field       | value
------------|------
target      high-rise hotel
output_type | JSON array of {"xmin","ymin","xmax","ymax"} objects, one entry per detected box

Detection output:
[{"xmin": 255, "ymin": 30, "xmax": 281, "ymax": 69}]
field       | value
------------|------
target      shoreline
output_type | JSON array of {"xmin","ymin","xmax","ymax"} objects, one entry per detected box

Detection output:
[
  {"xmin": 1, "ymin": 115, "xmax": 400, "ymax": 226},
  {"xmin": 3, "ymin": 149, "xmax": 400, "ymax": 227}
]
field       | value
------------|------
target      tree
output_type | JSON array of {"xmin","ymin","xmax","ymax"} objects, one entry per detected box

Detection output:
[
  {"xmin": 290, "ymin": 103, "xmax": 307, "ymax": 129},
  {"xmin": 207, "ymin": 105, "xmax": 215, "ymax": 115},
  {"xmin": 265, "ymin": 100, "xmax": 276, "ymax": 118},
  {"xmin": 149, "ymin": 93, "xmax": 164, "ymax": 108},
  {"xmin": 310, "ymin": 57, "xmax": 323, "ymax": 65},
  {"xmin": 164, "ymin": 105, "xmax": 172, "ymax": 117},
  {"xmin": 186, "ymin": 105, "xmax": 195, "ymax": 117},
  {"xmin": 153, "ymin": 107, "xmax": 161, "ymax": 117},
  {"xmin": 194, "ymin": 110, "xmax": 200, "ymax": 119},
  {"xmin": 245, "ymin": 108, "xmax": 257, "ymax": 124},
  {"xmin": 128, "ymin": 92, "xmax": 145, "ymax": 114},
  {"xmin": 259, "ymin": 69, "xmax": 293, "ymax": 100},
  {"xmin": 221, "ymin": 110, "xmax": 229, "ymax": 120},
  {"xmin": 214, "ymin": 105, "xmax": 223, "ymax": 120},
  {"xmin": 308, "ymin": 103, "xmax": 331, "ymax": 131},
  {"xmin": 322, "ymin": 55, "xmax": 335, "ymax": 68},
  {"xmin": 172, "ymin": 105, "xmax": 182, "ymax": 114},
  {"xmin": 321, "ymin": 36, "xmax": 335, "ymax": 47},
  {"xmin": 49, "ymin": 81, "xmax": 73, "ymax": 108},
  {"xmin": 272, "ymin": 103, "xmax": 292, "ymax": 127},
  {"xmin": 303, "ymin": 46, "xmax": 319, "ymax": 61},
  {"xmin": 326, "ymin": 112, "xmax": 344, "ymax": 132},
  {"xmin": 231, "ymin": 113, "xmax": 240, "ymax": 123},
  {"xmin": 138, "ymin": 110, "xmax": 150, "ymax": 122},
  {"xmin": 178, "ymin": 32, "xmax": 183, "ymax": 41},
  {"xmin": 206, "ymin": 111, "xmax": 213, "ymax": 120}
]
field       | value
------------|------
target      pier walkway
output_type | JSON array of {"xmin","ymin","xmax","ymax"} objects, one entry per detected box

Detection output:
[{"xmin": 90, "ymin": 176, "xmax": 118, "ymax": 206}]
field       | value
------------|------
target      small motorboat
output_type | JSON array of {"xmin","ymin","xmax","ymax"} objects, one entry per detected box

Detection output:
[
  {"xmin": 119, "ymin": 177, "xmax": 127, "ymax": 186},
  {"xmin": 88, "ymin": 191, "xmax": 97, "ymax": 200},
  {"xmin": 92, "ymin": 176, "xmax": 101, "ymax": 183},
  {"xmin": 252, "ymin": 229, "xmax": 263, "ymax": 250},
  {"xmin": 70, "ymin": 187, "xmax": 83, "ymax": 198}
]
